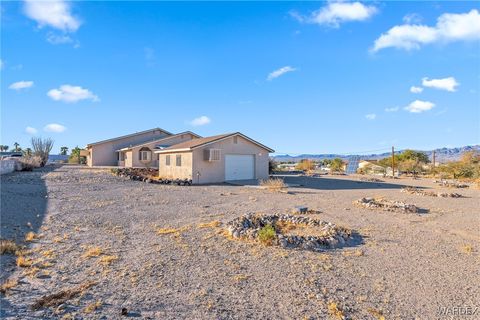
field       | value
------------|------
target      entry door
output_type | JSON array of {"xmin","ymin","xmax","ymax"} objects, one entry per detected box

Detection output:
[{"xmin": 225, "ymin": 155, "xmax": 254, "ymax": 181}]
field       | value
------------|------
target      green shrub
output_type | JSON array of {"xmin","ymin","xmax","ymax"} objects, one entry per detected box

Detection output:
[{"xmin": 257, "ymin": 224, "xmax": 276, "ymax": 246}]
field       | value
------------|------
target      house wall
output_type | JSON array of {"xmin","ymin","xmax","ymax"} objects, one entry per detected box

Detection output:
[
  {"xmin": 191, "ymin": 135, "xmax": 270, "ymax": 184},
  {"xmin": 158, "ymin": 152, "xmax": 193, "ymax": 180},
  {"xmin": 87, "ymin": 129, "xmax": 170, "ymax": 166},
  {"xmin": 129, "ymin": 133, "xmax": 198, "ymax": 168}
]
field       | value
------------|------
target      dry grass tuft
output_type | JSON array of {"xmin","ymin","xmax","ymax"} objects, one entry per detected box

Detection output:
[
  {"xmin": 198, "ymin": 220, "xmax": 221, "ymax": 228},
  {"xmin": 31, "ymin": 281, "xmax": 96, "ymax": 310},
  {"xmin": 25, "ymin": 232, "xmax": 37, "ymax": 242},
  {"xmin": 233, "ymin": 274, "xmax": 251, "ymax": 282},
  {"xmin": 83, "ymin": 300, "xmax": 102, "ymax": 313},
  {"xmin": 157, "ymin": 225, "xmax": 190, "ymax": 236},
  {"xmin": 23, "ymin": 267, "xmax": 40, "ymax": 278},
  {"xmin": 17, "ymin": 256, "xmax": 34, "ymax": 268},
  {"xmin": 0, "ymin": 278, "xmax": 18, "ymax": 294},
  {"xmin": 82, "ymin": 246, "xmax": 103, "ymax": 258},
  {"xmin": 367, "ymin": 308, "xmax": 386, "ymax": 320},
  {"xmin": 42, "ymin": 249, "xmax": 56, "ymax": 259},
  {"xmin": 99, "ymin": 255, "xmax": 118, "ymax": 266},
  {"xmin": 461, "ymin": 244, "xmax": 474, "ymax": 254},
  {"xmin": 260, "ymin": 178, "xmax": 287, "ymax": 192},
  {"xmin": 327, "ymin": 301, "xmax": 345, "ymax": 319},
  {"xmin": 0, "ymin": 240, "xmax": 21, "ymax": 255},
  {"xmin": 342, "ymin": 249, "xmax": 364, "ymax": 257}
]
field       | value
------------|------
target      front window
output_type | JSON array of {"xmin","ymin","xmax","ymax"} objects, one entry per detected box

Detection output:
[
  {"xmin": 139, "ymin": 147, "xmax": 152, "ymax": 162},
  {"xmin": 176, "ymin": 155, "xmax": 182, "ymax": 166}
]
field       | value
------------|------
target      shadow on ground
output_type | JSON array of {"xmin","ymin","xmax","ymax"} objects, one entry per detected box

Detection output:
[
  {"xmin": 0, "ymin": 165, "xmax": 55, "ymax": 315},
  {"xmin": 281, "ymin": 176, "xmax": 408, "ymax": 191}
]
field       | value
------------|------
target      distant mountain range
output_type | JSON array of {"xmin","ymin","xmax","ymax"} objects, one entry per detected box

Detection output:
[{"xmin": 273, "ymin": 145, "xmax": 479, "ymax": 163}]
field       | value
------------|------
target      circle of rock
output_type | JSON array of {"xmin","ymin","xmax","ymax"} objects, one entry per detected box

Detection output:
[
  {"xmin": 226, "ymin": 213, "xmax": 352, "ymax": 251},
  {"xmin": 355, "ymin": 197, "xmax": 419, "ymax": 213}
]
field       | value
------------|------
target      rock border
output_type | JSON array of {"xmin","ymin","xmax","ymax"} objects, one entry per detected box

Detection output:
[
  {"xmin": 401, "ymin": 187, "xmax": 463, "ymax": 198},
  {"xmin": 354, "ymin": 197, "xmax": 420, "ymax": 213},
  {"xmin": 226, "ymin": 213, "xmax": 353, "ymax": 251},
  {"xmin": 111, "ymin": 168, "xmax": 192, "ymax": 186}
]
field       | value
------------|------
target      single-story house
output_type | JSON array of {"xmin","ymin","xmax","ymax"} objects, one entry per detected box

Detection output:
[
  {"xmin": 85, "ymin": 127, "xmax": 173, "ymax": 166},
  {"xmin": 358, "ymin": 160, "xmax": 387, "ymax": 175},
  {"xmin": 155, "ymin": 132, "xmax": 274, "ymax": 184},
  {"xmin": 116, "ymin": 131, "xmax": 200, "ymax": 168}
]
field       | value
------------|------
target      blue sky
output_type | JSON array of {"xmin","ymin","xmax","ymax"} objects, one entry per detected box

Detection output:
[{"xmin": 1, "ymin": 1, "xmax": 479, "ymax": 154}]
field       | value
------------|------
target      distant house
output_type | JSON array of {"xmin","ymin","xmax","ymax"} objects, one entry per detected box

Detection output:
[
  {"xmin": 155, "ymin": 132, "xmax": 274, "ymax": 184},
  {"xmin": 85, "ymin": 128, "xmax": 173, "ymax": 166},
  {"xmin": 358, "ymin": 160, "xmax": 386, "ymax": 175}
]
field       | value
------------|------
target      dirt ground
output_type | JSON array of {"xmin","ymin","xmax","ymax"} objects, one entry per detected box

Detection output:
[{"xmin": 1, "ymin": 165, "xmax": 479, "ymax": 319}]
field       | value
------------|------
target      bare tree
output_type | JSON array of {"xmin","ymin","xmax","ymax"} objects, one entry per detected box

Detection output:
[{"xmin": 31, "ymin": 137, "xmax": 54, "ymax": 167}]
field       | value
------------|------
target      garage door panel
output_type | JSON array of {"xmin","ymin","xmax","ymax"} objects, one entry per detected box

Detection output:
[{"xmin": 225, "ymin": 155, "xmax": 254, "ymax": 181}]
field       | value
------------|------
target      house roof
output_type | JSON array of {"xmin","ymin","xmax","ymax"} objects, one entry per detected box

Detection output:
[
  {"xmin": 86, "ymin": 127, "xmax": 173, "ymax": 148},
  {"xmin": 155, "ymin": 132, "xmax": 274, "ymax": 153},
  {"xmin": 116, "ymin": 131, "xmax": 201, "ymax": 151}
]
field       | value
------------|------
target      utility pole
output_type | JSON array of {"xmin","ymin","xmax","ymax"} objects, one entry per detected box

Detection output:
[
  {"xmin": 391, "ymin": 146, "xmax": 395, "ymax": 178},
  {"xmin": 432, "ymin": 150, "xmax": 436, "ymax": 177}
]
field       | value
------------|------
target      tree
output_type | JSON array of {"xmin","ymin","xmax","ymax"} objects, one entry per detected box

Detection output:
[
  {"xmin": 330, "ymin": 158, "xmax": 345, "ymax": 172},
  {"xmin": 60, "ymin": 146, "xmax": 69, "ymax": 155},
  {"xmin": 23, "ymin": 148, "xmax": 33, "ymax": 157},
  {"xmin": 13, "ymin": 142, "xmax": 20, "ymax": 152},
  {"xmin": 269, "ymin": 158, "xmax": 277, "ymax": 174},
  {"xmin": 296, "ymin": 159, "xmax": 315, "ymax": 171},
  {"xmin": 31, "ymin": 137, "xmax": 54, "ymax": 167},
  {"xmin": 0, "ymin": 145, "xmax": 8, "ymax": 152},
  {"xmin": 69, "ymin": 146, "xmax": 86, "ymax": 164}
]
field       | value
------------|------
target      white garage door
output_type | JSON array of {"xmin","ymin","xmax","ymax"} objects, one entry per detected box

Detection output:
[{"xmin": 225, "ymin": 155, "xmax": 254, "ymax": 181}]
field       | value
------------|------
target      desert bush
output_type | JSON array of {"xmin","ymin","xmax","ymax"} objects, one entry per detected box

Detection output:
[
  {"xmin": 330, "ymin": 158, "xmax": 345, "ymax": 172},
  {"xmin": 0, "ymin": 240, "xmax": 20, "ymax": 255},
  {"xmin": 260, "ymin": 178, "xmax": 286, "ymax": 191},
  {"xmin": 31, "ymin": 137, "xmax": 54, "ymax": 167},
  {"xmin": 18, "ymin": 156, "xmax": 42, "ymax": 171},
  {"xmin": 296, "ymin": 159, "xmax": 315, "ymax": 171},
  {"xmin": 257, "ymin": 224, "xmax": 276, "ymax": 245}
]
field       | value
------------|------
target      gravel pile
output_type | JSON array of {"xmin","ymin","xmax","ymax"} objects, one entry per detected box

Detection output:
[
  {"xmin": 401, "ymin": 187, "xmax": 463, "ymax": 198},
  {"xmin": 434, "ymin": 180, "xmax": 470, "ymax": 188},
  {"xmin": 354, "ymin": 197, "xmax": 420, "ymax": 213},
  {"xmin": 226, "ymin": 213, "xmax": 353, "ymax": 251}
]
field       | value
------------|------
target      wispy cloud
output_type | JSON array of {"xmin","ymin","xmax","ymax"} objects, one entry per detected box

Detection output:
[
  {"xmin": 291, "ymin": 1, "xmax": 378, "ymax": 28},
  {"xmin": 44, "ymin": 123, "xmax": 67, "ymax": 133},
  {"xmin": 189, "ymin": 116, "xmax": 211, "ymax": 126},
  {"xmin": 23, "ymin": 0, "xmax": 81, "ymax": 32},
  {"xmin": 365, "ymin": 113, "xmax": 377, "ymax": 120},
  {"xmin": 372, "ymin": 9, "xmax": 480, "ymax": 52},
  {"xmin": 267, "ymin": 66, "xmax": 296, "ymax": 81},
  {"xmin": 25, "ymin": 126, "xmax": 38, "ymax": 134},
  {"xmin": 385, "ymin": 106, "xmax": 399, "ymax": 112},
  {"xmin": 9, "ymin": 81, "xmax": 34, "ymax": 91},
  {"xmin": 422, "ymin": 77, "xmax": 459, "ymax": 92},
  {"xmin": 47, "ymin": 85, "xmax": 99, "ymax": 103},
  {"xmin": 410, "ymin": 86, "xmax": 423, "ymax": 93},
  {"xmin": 404, "ymin": 100, "xmax": 435, "ymax": 113}
]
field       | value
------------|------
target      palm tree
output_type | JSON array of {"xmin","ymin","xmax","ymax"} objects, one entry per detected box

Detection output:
[
  {"xmin": 60, "ymin": 146, "xmax": 69, "ymax": 155},
  {"xmin": 0, "ymin": 145, "xmax": 7, "ymax": 152},
  {"xmin": 24, "ymin": 148, "xmax": 33, "ymax": 157},
  {"xmin": 13, "ymin": 142, "xmax": 20, "ymax": 152}
]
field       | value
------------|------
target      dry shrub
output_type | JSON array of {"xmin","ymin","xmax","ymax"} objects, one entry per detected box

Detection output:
[
  {"xmin": 17, "ymin": 256, "xmax": 34, "ymax": 267},
  {"xmin": 198, "ymin": 221, "xmax": 221, "ymax": 228},
  {"xmin": 342, "ymin": 249, "xmax": 364, "ymax": 257},
  {"xmin": 0, "ymin": 279, "xmax": 18, "ymax": 294},
  {"xmin": 18, "ymin": 156, "xmax": 43, "ymax": 171},
  {"xmin": 462, "ymin": 244, "xmax": 474, "ymax": 254},
  {"xmin": 327, "ymin": 301, "xmax": 345, "ymax": 319},
  {"xmin": 31, "ymin": 281, "xmax": 96, "ymax": 310},
  {"xmin": 83, "ymin": 300, "xmax": 102, "ymax": 313},
  {"xmin": 0, "ymin": 240, "xmax": 20, "ymax": 255},
  {"xmin": 157, "ymin": 225, "xmax": 190, "ymax": 236},
  {"xmin": 260, "ymin": 178, "xmax": 287, "ymax": 191},
  {"xmin": 25, "ymin": 232, "xmax": 37, "ymax": 242},
  {"xmin": 99, "ymin": 255, "xmax": 118, "ymax": 266},
  {"xmin": 367, "ymin": 308, "xmax": 386, "ymax": 320},
  {"xmin": 83, "ymin": 246, "xmax": 103, "ymax": 258}
]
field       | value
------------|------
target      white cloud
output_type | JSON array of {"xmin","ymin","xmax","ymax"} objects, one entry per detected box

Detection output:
[
  {"xmin": 365, "ymin": 113, "xmax": 377, "ymax": 120},
  {"xmin": 46, "ymin": 32, "xmax": 72, "ymax": 44},
  {"xmin": 25, "ymin": 126, "xmax": 38, "ymax": 134},
  {"xmin": 47, "ymin": 85, "xmax": 99, "ymax": 103},
  {"xmin": 385, "ymin": 106, "xmax": 399, "ymax": 112},
  {"xmin": 23, "ymin": 0, "xmax": 81, "ymax": 32},
  {"xmin": 372, "ymin": 9, "xmax": 480, "ymax": 52},
  {"xmin": 44, "ymin": 123, "xmax": 66, "ymax": 133},
  {"xmin": 267, "ymin": 66, "xmax": 296, "ymax": 81},
  {"xmin": 9, "ymin": 81, "xmax": 34, "ymax": 91},
  {"xmin": 403, "ymin": 13, "xmax": 423, "ymax": 24},
  {"xmin": 404, "ymin": 100, "xmax": 435, "ymax": 113},
  {"xmin": 422, "ymin": 77, "xmax": 459, "ymax": 92},
  {"xmin": 189, "ymin": 116, "xmax": 211, "ymax": 126},
  {"xmin": 410, "ymin": 86, "xmax": 423, "ymax": 93},
  {"xmin": 292, "ymin": 1, "xmax": 378, "ymax": 27}
]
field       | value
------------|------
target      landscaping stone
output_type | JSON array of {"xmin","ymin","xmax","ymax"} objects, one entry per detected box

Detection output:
[
  {"xmin": 401, "ymin": 187, "xmax": 463, "ymax": 198},
  {"xmin": 354, "ymin": 197, "xmax": 420, "ymax": 213}
]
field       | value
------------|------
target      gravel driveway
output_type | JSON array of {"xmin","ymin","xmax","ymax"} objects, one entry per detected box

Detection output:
[{"xmin": 1, "ymin": 165, "xmax": 479, "ymax": 319}]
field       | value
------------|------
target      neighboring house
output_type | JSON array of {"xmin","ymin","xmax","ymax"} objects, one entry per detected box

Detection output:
[
  {"xmin": 116, "ymin": 131, "xmax": 201, "ymax": 168},
  {"xmin": 85, "ymin": 128, "xmax": 173, "ymax": 166},
  {"xmin": 155, "ymin": 132, "xmax": 274, "ymax": 184}
]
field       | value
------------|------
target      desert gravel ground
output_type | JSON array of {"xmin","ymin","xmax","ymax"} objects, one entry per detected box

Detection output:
[{"xmin": 1, "ymin": 165, "xmax": 479, "ymax": 319}]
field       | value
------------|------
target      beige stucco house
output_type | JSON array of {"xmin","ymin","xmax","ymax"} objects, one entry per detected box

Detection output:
[
  {"xmin": 155, "ymin": 132, "xmax": 274, "ymax": 184},
  {"xmin": 85, "ymin": 127, "xmax": 173, "ymax": 166},
  {"xmin": 116, "ymin": 132, "xmax": 200, "ymax": 168}
]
